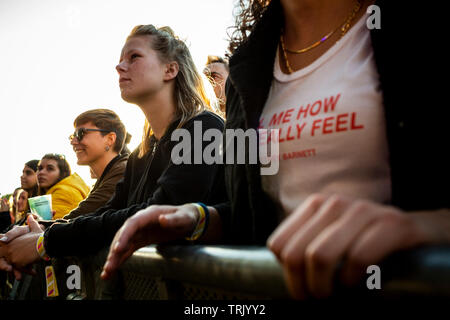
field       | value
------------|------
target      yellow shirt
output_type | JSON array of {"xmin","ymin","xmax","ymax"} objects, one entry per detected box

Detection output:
[{"xmin": 46, "ymin": 173, "xmax": 90, "ymax": 219}]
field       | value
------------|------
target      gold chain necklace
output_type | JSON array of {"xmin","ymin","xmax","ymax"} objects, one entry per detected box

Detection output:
[{"xmin": 280, "ymin": 0, "xmax": 363, "ymax": 74}]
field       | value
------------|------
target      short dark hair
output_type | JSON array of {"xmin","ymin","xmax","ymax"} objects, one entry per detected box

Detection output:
[
  {"xmin": 74, "ymin": 109, "xmax": 126, "ymax": 153},
  {"xmin": 205, "ymin": 55, "xmax": 229, "ymax": 72}
]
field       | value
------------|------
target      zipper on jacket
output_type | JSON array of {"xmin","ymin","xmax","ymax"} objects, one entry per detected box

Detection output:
[{"xmin": 151, "ymin": 140, "xmax": 159, "ymax": 156}]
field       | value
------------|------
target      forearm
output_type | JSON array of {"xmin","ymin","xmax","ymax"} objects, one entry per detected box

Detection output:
[{"xmin": 44, "ymin": 208, "xmax": 131, "ymax": 258}]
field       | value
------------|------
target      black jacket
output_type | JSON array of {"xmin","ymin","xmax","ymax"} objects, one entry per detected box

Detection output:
[
  {"xmin": 44, "ymin": 111, "xmax": 226, "ymax": 257},
  {"xmin": 217, "ymin": 0, "xmax": 449, "ymax": 244}
]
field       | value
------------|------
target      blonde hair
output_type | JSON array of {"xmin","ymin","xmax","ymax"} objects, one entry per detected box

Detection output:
[{"xmin": 127, "ymin": 25, "xmax": 219, "ymax": 157}]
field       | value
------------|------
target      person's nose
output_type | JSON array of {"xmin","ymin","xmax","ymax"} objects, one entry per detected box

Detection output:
[
  {"xmin": 70, "ymin": 137, "xmax": 79, "ymax": 146},
  {"xmin": 116, "ymin": 61, "xmax": 127, "ymax": 73}
]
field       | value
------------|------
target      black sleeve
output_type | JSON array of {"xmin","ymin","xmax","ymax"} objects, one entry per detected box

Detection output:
[
  {"xmin": 44, "ymin": 113, "xmax": 225, "ymax": 257},
  {"xmin": 0, "ymin": 211, "xmax": 11, "ymax": 233}
]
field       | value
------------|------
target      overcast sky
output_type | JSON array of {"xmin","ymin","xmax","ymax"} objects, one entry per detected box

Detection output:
[{"xmin": 0, "ymin": 0, "xmax": 235, "ymax": 195}]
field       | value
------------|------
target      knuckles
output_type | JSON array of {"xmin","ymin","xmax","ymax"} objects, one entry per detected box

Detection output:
[
  {"xmin": 304, "ymin": 243, "xmax": 334, "ymax": 272},
  {"xmin": 305, "ymin": 193, "xmax": 327, "ymax": 209}
]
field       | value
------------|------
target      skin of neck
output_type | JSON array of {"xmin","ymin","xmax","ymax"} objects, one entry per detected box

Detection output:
[
  {"xmin": 280, "ymin": 0, "xmax": 361, "ymax": 49},
  {"xmin": 90, "ymin": 151, "xmax": 119, "ymax": 179},
  {"xmin": 139, "ymin": 81, "xmax": 177, "ymax": 140}
]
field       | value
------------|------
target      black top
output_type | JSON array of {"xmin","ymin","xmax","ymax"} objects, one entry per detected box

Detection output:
[
  {"xmin": 44, "ymin": 111, "xmax": 226, "ymax": 257},
  {"xmin": 215, "ymin": 0, "xmax": 450, "ymax": 244},
  {"xmin": 0, "ymin": 211, "xmax": 11, "ymax": 233}
]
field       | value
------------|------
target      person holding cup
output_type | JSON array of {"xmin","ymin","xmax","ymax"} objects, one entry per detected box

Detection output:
[
  {"xmin": 0, "ymin": 24, "xmax": 225, "ymax": 277},
  {"xmin": 35, "ymin": 154, "xmax": 90, "ymax": 220}
]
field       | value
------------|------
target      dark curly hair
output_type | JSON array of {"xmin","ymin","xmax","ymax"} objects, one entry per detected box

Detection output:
[{"xmin": 227, "ymin": 0, "xmax": 272, "ymax": 56}]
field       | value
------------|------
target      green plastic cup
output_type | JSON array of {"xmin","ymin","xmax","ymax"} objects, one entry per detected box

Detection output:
[{"xmin": 28, "ymin": 195, "xmax": 53, "ymax": 220}]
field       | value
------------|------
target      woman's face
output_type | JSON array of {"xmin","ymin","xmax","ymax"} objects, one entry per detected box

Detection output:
[
  {"xmin": 116, "ymin": 36, "xmax": 168, "ymax": 104},
  {"xmin": 20, "ymin": 165, "xmax": 37, "ymax": 189},
  {"xmin": 70, "ymin": 121, "xmax": 112, "ymax": 166},
  {"xmin": 16, "ymin": 189, "xmax": 28, "ymax": 212},
  {"xmin": 37, "ymin": 159, "xmax": 61, "ymax": 189}
]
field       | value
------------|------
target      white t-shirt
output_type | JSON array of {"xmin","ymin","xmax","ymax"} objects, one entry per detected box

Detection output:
[{"xmin": 259, "ymin": 16, "xmax": 391, "ymax": 221}]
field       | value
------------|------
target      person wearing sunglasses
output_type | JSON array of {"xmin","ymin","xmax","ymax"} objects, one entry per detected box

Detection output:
[
  {"xmin": 64, "ymin": 109, "xmax": 129, "ymax": 220},
  {"xmin": 0, "ymin": 24, "xmax": 225, "ymax": 280}
]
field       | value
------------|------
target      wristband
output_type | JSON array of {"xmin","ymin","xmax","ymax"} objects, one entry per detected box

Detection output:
[
  {"xmin": 45, "ymin": 266, "xmax": 59, "ymax": 297},
  {"xmin": 36, "ymin": 234, "xmax": 50, "ymax": 261},
  {"xmin": 185, "ymin": 203, "xmax": 210, "ymax": 241}
]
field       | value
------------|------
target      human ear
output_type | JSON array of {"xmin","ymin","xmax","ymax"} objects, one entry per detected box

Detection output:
[
  {"xmin": 164, "ymin": 61, "xmax": 179, "ymax": 81},
  {"xmin": 106, "ymin": 132, "xmax": 117, "ymax": 150}
]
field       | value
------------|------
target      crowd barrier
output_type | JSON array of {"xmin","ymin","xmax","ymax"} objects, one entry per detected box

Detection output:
[{"xmin": 3, "ymin": 244, "xmax": 450, "ymax": 300}]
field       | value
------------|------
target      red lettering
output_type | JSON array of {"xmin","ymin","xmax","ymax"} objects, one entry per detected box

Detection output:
[
  {"xmin": 282, "ymin": 108, "xmax": 294, "ymax": 124},
  {"xmin": 296, "ymin": 123, "xmax": 306, "ymax": 139},
  {"xmin": 323, "ymin": 93, "xmax": 341, "ymax": 113},
  {"xmin": 279, "ymin": 127, "xmax": 285, "ymax": 143},
  {"xmin": 286, "ymin": 125, "xmax": 295, "ymax": 141},
  {"xmin": 350, "ymin": 112, "xmax": 364, "ymax": 130},
  {"xmin": 269, "ymin": 112, "xmax": 284, "ymax": 126},
  {"xmin": 336, "ymin": 113, "xmax": 348, "ymax": 132},
  {"xmin": 259, "ymin": 130, "xmax": 267, "ymax": 146},
  {"xmin": 258, "ymin": 118, "xmax": 264, "ymax": 129},
  {"xmin": 296, "ymin": 104, "xmax": 310, "ymax": 120},
  {"xmin": 311, "ymin": 119, "xmax": 322, "ymax": 136},
  {"xmin": 322, "ymin": 116, "xmax": 334, "ymax": 134},
  {"xmin": 310, "ymin": 100, "xmax": 322, "ymax": 116}
]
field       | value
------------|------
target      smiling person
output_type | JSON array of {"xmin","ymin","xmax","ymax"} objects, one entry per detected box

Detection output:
[
  {"xmin": 37, "ymin": 154, "xmax": 90, "ymax": 220},
  {"xmin": 64, "ymin": 109, "xmax": 129, "ymax": 220},
  {"xmin": 100, "ymin": 0, "xmax": 450, "ymax": 299},
  {"xmin": 0, "ymin": 24, "xmax": 225, "ymax": 275}
]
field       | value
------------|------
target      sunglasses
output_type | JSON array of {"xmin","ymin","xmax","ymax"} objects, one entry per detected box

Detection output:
[{"xmin": 69, "ymin": 128, "xmax": 111, "ymax": 142}]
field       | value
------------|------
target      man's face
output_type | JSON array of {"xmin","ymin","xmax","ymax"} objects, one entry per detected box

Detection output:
[{"xmin": 204, "ymin": 62, "xmax": 229, "ymax": 111}]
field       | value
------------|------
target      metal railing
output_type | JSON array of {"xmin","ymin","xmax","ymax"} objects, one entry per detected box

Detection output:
[
  {"xmin": 4, "ymin": 244, "xmax": 450, "ymax": 300},
  {"xmin": 75, "ymin": 244, "xmax": 450, "ymax": 300}
]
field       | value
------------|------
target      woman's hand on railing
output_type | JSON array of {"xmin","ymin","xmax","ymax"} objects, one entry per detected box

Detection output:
[
  {"xmin": 101, "ymin": 204, "xmax": 199, "ymax": 280},
  {"xmin": 266, "ymin": 193, "xmax": 438, "ymax": 300}
]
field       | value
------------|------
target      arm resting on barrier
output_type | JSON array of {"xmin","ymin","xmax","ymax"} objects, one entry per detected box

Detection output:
[
  {"xmin": 267, "ymin": 193, "xmax": 450, "ymax": 300},
  {"xmin": 101, "ymin": 203, "xmax": 223, "ymax": 280}
]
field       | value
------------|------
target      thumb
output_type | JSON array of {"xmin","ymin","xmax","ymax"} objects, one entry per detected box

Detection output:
[{"xmin": 27, "ymin": 214, "xmax": 41, "ymax": 232}]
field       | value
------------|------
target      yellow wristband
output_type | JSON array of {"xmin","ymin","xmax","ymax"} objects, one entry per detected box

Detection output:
[
  {"xmin": 185, "ymin": 203, "xmax": 206, "ymax": 241},
  {"xmin": 36, "ymin": 234, "xmax": 50, "ymax": 261}
]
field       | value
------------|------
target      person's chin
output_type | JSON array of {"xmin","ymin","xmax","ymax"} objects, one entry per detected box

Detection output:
[
  {"xmin": 121, "ymin": 92, "xmax": 134, "ymax": 103},
  {"xmin": 121, "ymin": 90, "xmax": 142, "ymax": 104},
  {"xmin": 39, "ymin": 183, "xmax": 50, "ymax": 189},
  {"xmin": 77, "ymin": 159, "xmax": 89, "ymax": 166}
]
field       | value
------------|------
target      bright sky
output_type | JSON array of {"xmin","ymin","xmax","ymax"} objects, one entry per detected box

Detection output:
[{"xmin": 0, "ymin": 0, "xmax": 236, "ymax": 195}]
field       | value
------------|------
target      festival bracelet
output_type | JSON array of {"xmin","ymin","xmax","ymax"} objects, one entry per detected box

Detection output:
[
  {"xmin": 185, "ymin": 203, "xmax": 210, "ymax": 241},
  {"xmin": 36, "ymin": 233, "xmax": 51, "ymax": 261}
]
